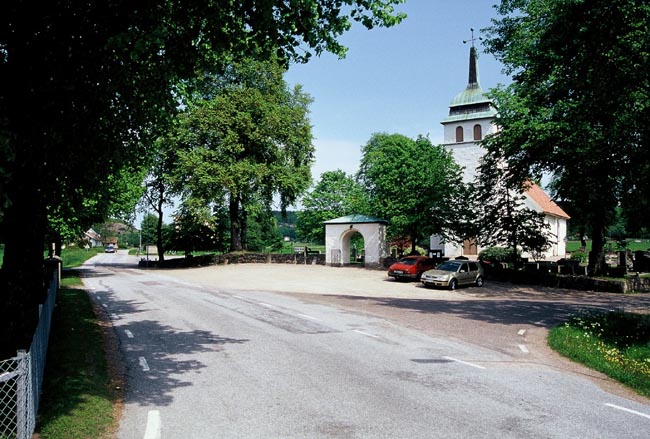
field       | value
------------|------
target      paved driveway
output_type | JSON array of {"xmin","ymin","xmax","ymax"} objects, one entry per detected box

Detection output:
[
  {"xmin": 161, "ymin": 262, "xmax": 650, "ymax": 310},
  {"xmin": 159, "ymin": 262, "xmax": 650, "ymax": 404}
]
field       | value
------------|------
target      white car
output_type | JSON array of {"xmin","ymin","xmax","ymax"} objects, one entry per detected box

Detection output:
[{"xmin": 421, "ymin": 260, "xmax": 484, "ymax": 290}]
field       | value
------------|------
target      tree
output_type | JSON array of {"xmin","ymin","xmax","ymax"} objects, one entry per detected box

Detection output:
[
  {"xmin": 297, "ymin": 170, "xmax": 370, "ymax": 244},
  {"xmin": 483, "ymin": 0, "xmax": 650, "ymax": 275},
  {"xmin": 0, "ymin": 0, "xmax": 405, "ymax": 356},
  {"xmin": 174, "ymin": 59, "xmax": 315, "ymax": 251},
  {"xmin": 246, "ymin": 208, "xmax": 284, "ymax": 252},
  {"xmin": 357, "ymin": 133, "xmax": 464, "ymax": 255},
  {"xmin": 141, "ymin": 134, "xmax": 180, "ymax": 262},
  {"xmin": 170, "ymin": 198, "xmax": 228, "ymax": 256},
  {"xmin": 475, "ymin": 147, "xmax": 550, "ymax": 261}
]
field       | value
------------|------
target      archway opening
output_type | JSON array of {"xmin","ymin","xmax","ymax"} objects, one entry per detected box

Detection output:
[{"xmin": 347, "ymin": 231, "xmax": 365, "ymax": 265}]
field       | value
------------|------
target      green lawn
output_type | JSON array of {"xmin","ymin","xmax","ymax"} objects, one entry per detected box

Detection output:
[
  {"xmin": 548, "ymin": 311, "xmax": 650, "ymax": 398},
  {"xmin": 566, "ymin": 239, "xmax": 650, "ymax": 253},
  {"xmin": 36, "ymin": 249, "xmax": 117, "ymax": 438}
]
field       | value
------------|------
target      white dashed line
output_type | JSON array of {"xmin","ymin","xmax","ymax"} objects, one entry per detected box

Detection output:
[
  {"xmin": 260, "ymin": 302, "xmax": 275, "ymax": 308},
  {"xmin": 139, "ymin": 357, "xmax": 150, "ymax": 372},
  {"xmin": 124, "ymin": 330, "xmax": 134, "ymax": 339},
  {"xmin": 232, "ymin": 295, "xmax": 245, "ymax": 300},
  {"xmin": 518, "ymin": 344, "xmax": 529, "ymax": 353},
  {"xmin": 605, "ymin": 403, "xmax": 650, "ymax": 420},
  {"xmin": 442, "ymin": 356, "xmax": 486, "ymax": 370},
  {"xmin": 517, "ymin": 329, "xmax": 526, "ymax": 336},
  {"xmin": 353, "ymin": 329, "xmax": 379, "ymax": 338},
  {"xmin": 143, "ymin": 410, "xmax": 161, "ymax": 439}
]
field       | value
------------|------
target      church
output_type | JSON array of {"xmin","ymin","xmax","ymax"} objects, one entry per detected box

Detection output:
[{"xmin": 430, "ymin": 38, "xmax": 570, "ymax": 260}]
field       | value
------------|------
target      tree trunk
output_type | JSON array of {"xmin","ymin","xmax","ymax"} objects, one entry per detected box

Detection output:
[
  {"xmin": 0, "ymin": 176, "xmax": 47, "ymax": 358},
  {"xmin": 155, "ymin": 184, "xmax": 165, "ymax": 262},
  {"xmin": 589, "ymin": 221, "xmax": 608, "ymax": 276},
  {"xmin": 409, "ymin": 230, "xmax": 418, "ymax": 255},
  {"xmin": 240, "ymin": 206, "xmax": 248, "ymax": 251},
  {"xmin": 229, "ymin": 193, "xmax": 243, "ymax": 251}
]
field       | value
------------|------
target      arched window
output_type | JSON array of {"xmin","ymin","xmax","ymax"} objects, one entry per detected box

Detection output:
[
  {"xmin": 455, "ymin": 126, "xmax": 464, "ymax": 142},
  {"xmin": 473, "ymin": 124, "xmax": 482, "ymax": 140}
]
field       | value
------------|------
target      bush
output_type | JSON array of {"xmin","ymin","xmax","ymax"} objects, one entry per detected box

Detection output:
[
  {"xmin": 569, "ymin": 250, "xmax": 588, "ymax": 263},
  {"xmin": 478, "ymin": 246, "xmax": 518, "ymax": 263}
]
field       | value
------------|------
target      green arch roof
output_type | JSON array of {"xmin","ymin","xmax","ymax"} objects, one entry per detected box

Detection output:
[{"xmin": 323, "ymin": 214, "xmax": 388, "ymax": 225}]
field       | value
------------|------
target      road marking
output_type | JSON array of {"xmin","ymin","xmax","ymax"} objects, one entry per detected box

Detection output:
[
  {"xmin": 518, "ymin": 344, "xmax": 529, "ymax": 353},
  {"xmin": 124, "ymin": 330, "xmax": 134, "ymax": 339},
  {"xmin": 143, "ymin": 410, "xmax": 161, "ymax": 439},
  {"xmin": 605, "ymin": 403, "xmax": 650, "ymax": 420},
  {"xmin": 298, "ymin": 313, "xmax": 320, "ymax": 321},
  {"xmin": 139, "ymin": 357, "xmax": 150, "ymax": 372},
  {"xmin": 260, "ymin": 302, "xmax": 275, "ymax": 308},
  {"xmin": 232, "ymin": 295, "xmax": 245, "ymax": 300},
  {"xmin": 353, "ymin": 329, "xmax": 379, "ymax": 338},
  {"xmin": 101, "ymin": 303, "xmax": 107, "ymax": 308},
  {"xmin": 442, "ymin": 356, "xmax": 486, "ymax": 370},
  {"xmin": 517, "ymin": 329, "xmax": 526, "ymax": 336}
]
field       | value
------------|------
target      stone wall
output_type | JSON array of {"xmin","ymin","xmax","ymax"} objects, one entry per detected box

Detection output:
[
  {"xmin": 143, "ymin": 252, "xmax": 326, "ymax": 269},
  {"xmin": 626, "ymin": 276, "xmax": 650, "ymax": 293}
]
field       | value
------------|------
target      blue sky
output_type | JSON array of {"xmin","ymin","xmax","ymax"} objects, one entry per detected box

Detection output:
[{"xmin": 284, "ymin": 0, "xmax": 511, "ymax": 182}]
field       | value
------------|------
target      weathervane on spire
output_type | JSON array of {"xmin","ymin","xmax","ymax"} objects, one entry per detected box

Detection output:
[{"xmin": 463, "ymin": 28, "xmax": 482, "ymax": 48}]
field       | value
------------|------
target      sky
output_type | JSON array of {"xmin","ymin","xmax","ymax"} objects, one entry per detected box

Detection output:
[
  {"xmin": 143, "ymin": 1, "xmax": 512, "ymax": 223},
  {"xmin": 284, "ymin": 0, "xmax": 511, "ymax": 183}
]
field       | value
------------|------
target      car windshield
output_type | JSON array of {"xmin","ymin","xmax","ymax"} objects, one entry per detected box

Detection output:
[
  {"xmin": 436, "ymin": 261, "xmax": 461, "ymax": 272},
  {"xmin": 399, "ymin": 258, "xmax": 418, "ymax": 266}
]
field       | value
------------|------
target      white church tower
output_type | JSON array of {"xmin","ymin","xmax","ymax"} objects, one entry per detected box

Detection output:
[
  {"xmin": 440, "ymin": 32, "xmax": 497, "ymax": 183},
  {"xmin": 431, "ymin": 31, "xmax": 570, "ymax": 259}
]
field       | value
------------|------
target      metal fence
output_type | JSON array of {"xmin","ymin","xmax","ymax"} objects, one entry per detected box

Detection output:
[{"xmin": 0, "ymin": 265, "xmax": 59, "ymax": 439}]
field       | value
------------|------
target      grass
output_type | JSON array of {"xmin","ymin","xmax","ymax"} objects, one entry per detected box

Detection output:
[
  {"xmin": 36, "ymin": 251, "xmax": 117, "ymax": 438},
  {"xmin": 548, "ymin": 311, "xmax": 650, "ymax": 397},
  {"xmin": 56, "ymin": 247, "xmax": 104, "ymax": 269},
  {"xmin": 566, "ymin": 239, "xmax": 650, "ymax": 254}
]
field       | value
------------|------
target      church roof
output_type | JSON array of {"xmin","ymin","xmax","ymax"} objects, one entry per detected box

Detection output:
[
  {"xmin": 441, "ymin": 45, "xmax": 497, "ymax": 124},
  {"xmin": 524, "ymin": 182, "xmax": 571, "ymax": 219},
  {"xmin": 323, "ymin": 214, "xmax": 388, "ymax": 225},
  {"xmin": 448, "ymin": 86, "xmax": 493, "ymax": 108}
]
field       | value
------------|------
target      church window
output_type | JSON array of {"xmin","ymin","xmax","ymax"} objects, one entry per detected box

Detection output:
[
  {"xmin": 473, "ymin": 124, "xmax": 482, "ymax": 140},
  {"xmin": 455, "ymin": 126, "xmax": 464, "ymax": 142}
]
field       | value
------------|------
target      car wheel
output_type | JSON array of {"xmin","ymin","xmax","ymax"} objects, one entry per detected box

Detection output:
[
  {"xmin": 449, "ymin": 278, "xmax": 457, "ymax": 290},
  {"xmin": 475, "ymin": 276, "xmax": 484, "ymax": 287}
]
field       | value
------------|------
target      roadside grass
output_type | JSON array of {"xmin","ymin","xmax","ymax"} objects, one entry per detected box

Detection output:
[
  {"xmin": 548, "ymin": 311, "xmax": 650, "ymax": 398},
  {"xmin": 56, "ymin": 247, "xmax": 104, "ymax": 269},
  {"xmin": 36, "ymin": 251, "xmax": 117, "ymax": 438}
]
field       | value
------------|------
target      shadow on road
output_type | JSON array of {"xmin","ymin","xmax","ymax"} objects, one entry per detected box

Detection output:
[
  {"xmin": 326, "ymin": 288, "xmax": 650, "ymax": 329},
  {"xmin": 89, "ymin": 288, "xmax": 248, "ymax": 407}
]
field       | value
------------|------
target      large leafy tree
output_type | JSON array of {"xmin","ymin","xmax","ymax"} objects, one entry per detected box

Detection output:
[
  {"xmin": 297, "ymin": 170, "xmax": 370, "ymax": 244},
  {"xmin": 483, "ymin": 0, "xmax": 650, "ymax": 275},
  {"xmin": 174, "ymin": 59, "xmax": 315, "ymax": 251},
  {"xmin": 357, "ymin": 133, "xmax": 464, "ymax": 254},
  {"xmin": 0, "ymin": 0, "xmax": 405, "ymax": 356}
]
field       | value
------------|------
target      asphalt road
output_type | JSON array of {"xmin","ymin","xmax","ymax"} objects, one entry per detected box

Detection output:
[{"xmin": 81, "ymin": 251, "xmax": 650, "ymax": 438}]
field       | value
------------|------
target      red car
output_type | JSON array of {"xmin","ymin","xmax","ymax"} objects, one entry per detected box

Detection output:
[{"xmin": 387, "ymin": 256, "xmax": 437, "ymax": 281}]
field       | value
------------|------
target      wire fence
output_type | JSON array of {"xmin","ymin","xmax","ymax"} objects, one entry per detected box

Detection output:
[{"xmin": 0, "ymin": 262, "xmax": 59, "ymax": 439}]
